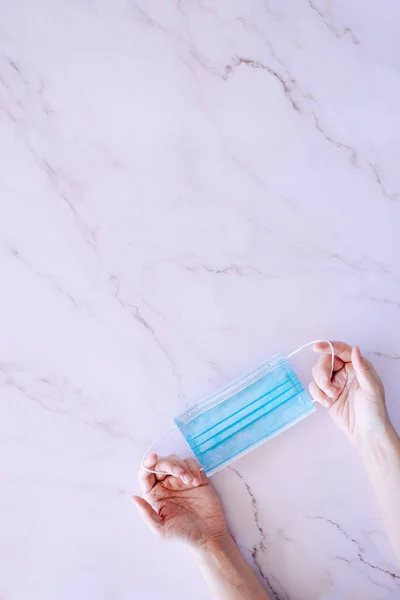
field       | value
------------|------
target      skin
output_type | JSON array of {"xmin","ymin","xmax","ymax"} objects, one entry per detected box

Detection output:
[
  {"xmin": 133, "ymin": 454, "xmax": 270, "ymax": 599},
  {"xmin": 309, "ymin": 342, "xmax": 389, "ymax": 446},
  {"xmin": 309, "ymin": 341, "xmax": 400, "ymax": 562},
  {"xmin": 134, "ymin": 342, "xmax": 400, "ymax": 598},
  {"xmin": 133, "ymin": 454, "xmax": 228, "ymax": 547}
]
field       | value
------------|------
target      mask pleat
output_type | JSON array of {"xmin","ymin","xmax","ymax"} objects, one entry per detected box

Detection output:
[
  {"xmin": 194, "ymin": 382, "xmax": 296, "ymax": 448},
  {"xmin": 196, "ymin": 390, "xmax": 300, "ymax": 454},
  {"xmin": 192, "ymin": 379, "xmax": 293, "ymax": 442}
]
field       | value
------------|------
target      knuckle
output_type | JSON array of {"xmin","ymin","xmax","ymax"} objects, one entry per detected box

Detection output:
[{"xmin": 167, "ymin": 455, "xmax": 180, "ymax": 466}]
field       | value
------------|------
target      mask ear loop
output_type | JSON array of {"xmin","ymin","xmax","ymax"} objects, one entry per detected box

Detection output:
[
  {"xmin": 141, "ymin": 428, "xmax": 207, "ymax": 476},
  {"xmin": 142, "ymin": 339, "xmax": 334, "ymax": 474},
  {"xmin": 286, "ymin": 339, "xmax": 334, "ymax": 379},
  {"xmin": 141, "ymin": 427, "xmax": 179, "ymax": 475}
]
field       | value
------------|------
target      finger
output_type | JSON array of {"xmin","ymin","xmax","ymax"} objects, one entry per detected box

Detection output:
[
  {"xmin": 132, "ymin": 496, "xmax": 164, "ymax": 536},
  {"xmin": 183, "ymin": 458, "xmax": 202, "ymax": 486},
  {"xmin": 139, "ymin": 453, "xmax": 158, "ymax": 494},
  {"xmin": 309, "ymin": 381, "xmax": 332, "ymax": 409},
  {"xmin": 313, "ymin": 341, "xmax": 352, "ymax": 363},
  {"xmin": 143, "ymin": 452, "xmax": 158, "ymax": 470},
  {"xmin": 153, "ymin": 454, "xmax": 192, "ymax": 482},
  {"xmin": 332, "ymin": 356, "xmax": 345, "ymax": 372},
  {"xmin": 313, "ymin": 354, "xmax": 344, "ymax": 375},
  {"xmin": 312, "ymin": 355, "xmax": 342, "ymax": 399},
  {"xmin": 351, "ymin": 346, "xmax": 380, "ymax": 392},
  {"xmin": 197, "ymin": 465, "xmax": 209, "ymax": 485}
]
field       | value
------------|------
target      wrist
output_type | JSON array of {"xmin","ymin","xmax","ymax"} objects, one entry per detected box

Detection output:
[
  {"xmin": 192, "ymin": 532, "xmax": 233, "ymax": 558},
  {"xmin": 357, "ymin": 420, "xmax": 399, "ymax": 460},
  {"xmin": 355, "ymin": 418, "xmax": 394, "ymax": 452}
]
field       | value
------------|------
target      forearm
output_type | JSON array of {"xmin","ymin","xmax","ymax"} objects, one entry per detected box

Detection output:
[
  {"xmin": 358, "ymin": 422, "xmax": 400, "ymax": 563},
  {"xmin": 192, "ymin": 533, "xmax": 270, "ymax": 600}
]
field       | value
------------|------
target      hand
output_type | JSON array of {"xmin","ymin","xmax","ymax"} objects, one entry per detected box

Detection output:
[
  {"xmin": 133, "ymin": 453, "xmax": 228, "ymax": 548},
  {"xmin": 309, "ymin": 341, "xmax": 389, "ymax": 447}
]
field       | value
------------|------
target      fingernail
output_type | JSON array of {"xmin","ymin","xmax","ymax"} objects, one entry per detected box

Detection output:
[
  {"xmin": 182, "ymin": 474, "xmax": 192, "ymax": 484},
  {"xmin": 173, "ymin": 467, "xmax": 184, "ymax": 476},
  {"xmin": 321, "ymin": 398, "xmax": 331, "ymax": 409},
  {"xmin": 192, "ymin": 478, "xmax": 200, "ymax": 486}
]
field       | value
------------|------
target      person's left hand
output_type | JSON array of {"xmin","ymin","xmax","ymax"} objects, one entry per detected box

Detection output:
[{"xmin": 133, "ymin": 453, "xmax": 228, "ymax": 548}]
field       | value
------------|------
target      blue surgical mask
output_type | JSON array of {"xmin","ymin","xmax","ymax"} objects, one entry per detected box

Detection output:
[
  {"xmin": 142, "ymin": 340, "xmax": 334, "ymax": 476},
  {"xmin": 174, "ymin": 352, "xmax": 316, "ymax": 475}
]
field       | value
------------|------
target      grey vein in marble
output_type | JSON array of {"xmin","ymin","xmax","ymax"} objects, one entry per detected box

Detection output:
[
  {"xmin": 229, "ymin": 466, "xmax": 286, "ymax": 600},
  {"xmin": 311, "ymin": 517, "xmax": 400, "ymax": 583}
]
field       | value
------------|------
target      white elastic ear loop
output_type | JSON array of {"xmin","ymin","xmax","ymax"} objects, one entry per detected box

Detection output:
[
  {"xmin": 286, "ymin": 339, "xmax": 334, "ymax": 379},
  {"xmin": 141, "ymin": 427, "xmax": 206, "ymax": 476},
  {"xmin": 142, "ymin": 339, "xmax": 335, "ymax": 474},
  {"xmin": 141, "ymin": 427, "xmax": 176, "ymax": 475}
]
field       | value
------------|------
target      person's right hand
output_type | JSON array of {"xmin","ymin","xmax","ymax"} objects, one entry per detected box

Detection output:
[{"xmin": 309, "ymin": 341, "xmax": 389, "ymax": 447}]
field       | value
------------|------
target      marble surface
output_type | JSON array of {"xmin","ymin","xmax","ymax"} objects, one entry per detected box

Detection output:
[{"xmin": 1, "ymin": 1, "xmax": 400, "ymax": 598}]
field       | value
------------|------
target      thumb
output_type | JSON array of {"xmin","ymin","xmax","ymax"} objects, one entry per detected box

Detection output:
[
  {"xmin": 132, "ymin": 496, "xmax": 164, "ymax": 536},
  {"xmin": 351, "ymin": 346, "xmax": 374, "ymax": 390}
]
